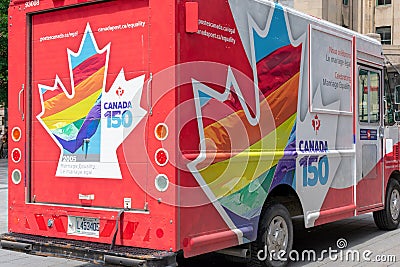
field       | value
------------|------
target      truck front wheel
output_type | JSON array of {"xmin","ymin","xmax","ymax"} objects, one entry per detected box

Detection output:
[
  {"xmin": 373, "ymin": 179, "xmax": 400, "ymax": 230},
  {"xmin": 250, "ymin": 203, "xmax": 293, "ymax": 267}
]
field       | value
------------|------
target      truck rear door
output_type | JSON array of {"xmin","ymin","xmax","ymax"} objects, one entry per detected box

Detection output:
[{"xmin": 29, "ymin": 0, "xmax": 150, "ymax": 209}]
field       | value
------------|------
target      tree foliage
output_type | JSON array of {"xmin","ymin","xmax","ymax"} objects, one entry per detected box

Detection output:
[{"xmin": 0, "ymin": 0, "xmax": 8, "ymax": 107}]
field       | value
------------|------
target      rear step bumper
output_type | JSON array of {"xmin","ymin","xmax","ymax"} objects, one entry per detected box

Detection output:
[{"xmin": 0, "ymin": 233, "xmax": 176, "ymax": 267}]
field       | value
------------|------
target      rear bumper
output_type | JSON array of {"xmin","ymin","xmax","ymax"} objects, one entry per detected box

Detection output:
[{"xmin": 0, "ymin": 233, "xmax": 177, "ymax": 267}]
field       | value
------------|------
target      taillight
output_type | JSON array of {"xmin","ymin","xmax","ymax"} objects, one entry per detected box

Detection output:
[
  {"xmin": 155, "ymin": 148, "xmax": 169, "ymax": 166},
  {"xmin": 154, "ymin": 123, "xmax": 168, "ymax": 141},
  {"xmin": 11, "ymin": 127, "xmax": 21, "ymax": 142},
  {"xmin": 11, "ymin": 148, "xmax": 22, "ymax": 163},
  {"xmin": 155, "ymin": 174, "xmax": 169, "ymax": 192},
  {"xmin": 11, "ymin": 169, "xmax": 22, "ymax": 185}
]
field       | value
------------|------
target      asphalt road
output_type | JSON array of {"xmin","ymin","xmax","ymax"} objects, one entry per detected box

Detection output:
[{"xmin": 1, "ymin": 159, "xmax": 400, "ymax": 266}]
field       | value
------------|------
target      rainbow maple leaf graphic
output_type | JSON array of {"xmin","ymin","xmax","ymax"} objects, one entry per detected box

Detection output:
[{"xmin": 37, "ymin": 23, "xmax": 147, "ymax": 178}]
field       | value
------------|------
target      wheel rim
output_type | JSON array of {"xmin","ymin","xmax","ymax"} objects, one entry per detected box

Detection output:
[
  {"xmin": 390, "ymin": 188, "xmax": 400, "ymax": 220},
  {"xmin": 266, "ymin": 216, "xmax": 289, "ymax": 260}
]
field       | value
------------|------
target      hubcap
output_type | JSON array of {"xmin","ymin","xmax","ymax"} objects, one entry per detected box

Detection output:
[
  {"xmin": 390, "ymin": 189, "xmax": 400, "ymax": 220},
  {"xmin": 266, "ymin": 216, "xmax": 289, "ymax": 260}
]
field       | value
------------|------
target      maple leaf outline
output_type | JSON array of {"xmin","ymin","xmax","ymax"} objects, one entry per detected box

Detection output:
[{"xmin": 36, "ymin": 23, "xmax": 147, "ymax": 178}]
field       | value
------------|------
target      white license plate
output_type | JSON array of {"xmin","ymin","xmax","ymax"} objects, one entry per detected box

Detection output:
[{"xmin": 67, "ymin": 216, "xmax": 100, "ymax": 238}]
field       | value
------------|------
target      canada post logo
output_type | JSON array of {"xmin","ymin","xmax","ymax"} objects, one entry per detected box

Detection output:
[
  {"xmin": 360, "ymin": 129, "xmax": 378, "ymax": 141},
  {"xmin": 312, "ymin": 114, "xmax": 320, "ymax": 135},
  {"xmin": 116, "ymin": 87, "xmax": 125, "ymax": 97},
  {"xmin": 37, "ymin": 23, "xmax": 147, "ymax": 179}
]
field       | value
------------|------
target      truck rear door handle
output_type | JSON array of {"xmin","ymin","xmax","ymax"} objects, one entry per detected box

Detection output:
[{"xmin": 18, "ymin": 84, "xmax": 24, "ymax": 121}]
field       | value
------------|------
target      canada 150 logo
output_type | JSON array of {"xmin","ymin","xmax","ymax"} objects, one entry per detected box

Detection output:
[{"xmin": 37, "ymin": 23, "xmax": 147, "ymax": 179}]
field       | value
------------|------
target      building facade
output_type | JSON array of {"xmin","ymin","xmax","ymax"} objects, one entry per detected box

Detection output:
[
  {"xmin": 0, "ymin": 107, "xmax": 6, "ymax": 135},
  {"xmin": 276, "ymin": 0, "xmax": 400, "ymax": 88}
]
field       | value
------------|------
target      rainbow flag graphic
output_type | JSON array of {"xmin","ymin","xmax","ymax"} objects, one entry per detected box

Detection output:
[
  {"xmin": 38, "ymin": 28, "xmax": 109, "ymax": 160},
  {"xmin": 188, "ymin": 5, "xmax": 302, "ymax": 238}
]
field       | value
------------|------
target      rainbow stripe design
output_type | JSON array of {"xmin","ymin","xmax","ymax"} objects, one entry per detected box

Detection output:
[
  {"xmin": 38, "ymin": 30, "xmax": 108, "ymax": 158},
  {"xmin": 189, "ymin": 5, "xmax": 302, "ymax": 238}
]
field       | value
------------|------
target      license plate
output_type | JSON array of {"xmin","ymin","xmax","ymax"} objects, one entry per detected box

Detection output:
[{"xmin": 67, "ymin": 216, "xmax": 100, "ymax": 238}]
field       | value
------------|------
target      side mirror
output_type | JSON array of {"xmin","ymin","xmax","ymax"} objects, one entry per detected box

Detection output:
[{"xmin": 395, "ymin": 85, "xmax": 400, "ymax": 104}]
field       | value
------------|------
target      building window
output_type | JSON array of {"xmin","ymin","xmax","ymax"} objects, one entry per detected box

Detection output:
[
  {"xmin": 343, "ymin": 0, "xmax": 349, "ymax": 5},
  {"xmin": 376, "ymin": 26, "xmax": 391, "ymax": 45},
  {"xmin": 377, "ymin": 0, "xmax": 391, "ymax": 5}
]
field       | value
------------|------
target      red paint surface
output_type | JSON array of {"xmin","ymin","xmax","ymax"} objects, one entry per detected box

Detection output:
[{"xmin": 9, "ymin": 0, "xmax": 178, "ymax": 252}]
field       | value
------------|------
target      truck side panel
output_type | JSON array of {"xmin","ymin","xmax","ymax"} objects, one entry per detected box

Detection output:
[
  {"xmin": 178, "ymin": 0, "xmax": 385, "ymax": 257},
  {"xmin": 178, "ymin": 0, "xmax": 303, "ymax": 256}
]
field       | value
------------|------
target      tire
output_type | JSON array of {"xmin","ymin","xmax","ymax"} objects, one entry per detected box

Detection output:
[
  {"xmin": 373, "ymin": 179, "xmax": 400, "ymax": 230},
  {"xmin": 249, "ymin": 203, "xmax": 293, "ymax": 267}
]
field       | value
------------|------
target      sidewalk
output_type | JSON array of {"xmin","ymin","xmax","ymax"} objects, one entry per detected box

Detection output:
[{"xmin": 0, "ymin": 159, "xmax": 7, "ymax": 235}]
